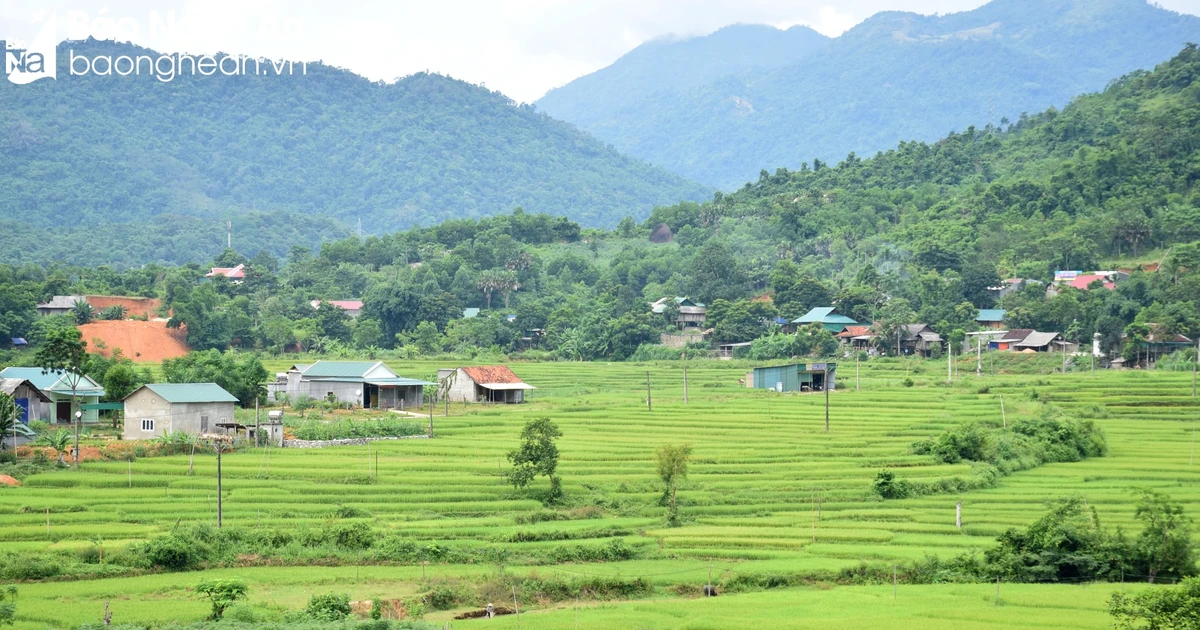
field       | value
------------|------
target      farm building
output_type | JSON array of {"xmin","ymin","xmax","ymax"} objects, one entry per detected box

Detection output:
[
  {"xmin": 651, "ymin": 297, "xmax": 707, "ymax": 329},
  {"xmin": 0, "ymin": 367, "xmax": 105, "ymax": 423},
  {"xmin": 36, "ymin": 295, "xmax": 84, "ymax": 317},
  {"xmin": 122, "ymin": 383, "xmax": 239, "ymax": 440},
  {"xmin": 975, "ymin": 309, "xmax": 1006, "ymax": 330},
  {"xmin": 0, "ymin": 377, "xmax": 51, "ymax": 423},
  {"xmin": 310, "ymin": 300, "xmax": 364, "ymax": 318},
  {"xmin": 899, "ymin": 324, "xmax": 944, "ymax": 357},
  {"xmin": 747, "ymin": 363, "xmax": 837, "ymax": 392},
  {"xmin": 793, "ymin": 307, "xmax": 858, "ymax": 334},
  {"xmin": 270, "ymin": 361, "xmax": 431, "ymax": 410},
  {"xmin": 717, "ymin": 342, "xmax": 752, "ymax": 359},
  {"xmin": 206, "ymin": 264, "xmax": 245, "ymax": 282},
  {"xmin": 437, "ymin": 366, "xmax": 534, "ymax": 403},
  {"xmin": 1012, "ymin": 331, "xmax": 1064, "ymax": 353},
  {"xmin": 836, "ymin": 326, "xmax": 875, "ymax": 350}
]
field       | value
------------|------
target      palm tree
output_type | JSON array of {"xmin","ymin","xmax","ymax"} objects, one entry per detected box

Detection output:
[{"xmin": 38, "ymin": 430, "xmax": 72, "ymax": 465}]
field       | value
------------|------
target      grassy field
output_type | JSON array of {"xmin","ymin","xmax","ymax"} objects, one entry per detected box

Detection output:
[{"xmin": 2, "ymin": 355, "xmax": 1198, "ymax": 628}]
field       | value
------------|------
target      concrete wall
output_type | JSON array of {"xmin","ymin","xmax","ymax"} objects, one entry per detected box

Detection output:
[
  {"xmin": 122, "ymin": 388, "xmax": 236, "ymax": 440},
  {"xmin": 438, "ymin": 368, "xmax": 482, "ymax": 403}
]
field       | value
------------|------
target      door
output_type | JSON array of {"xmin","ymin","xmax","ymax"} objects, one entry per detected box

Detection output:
[{"xmin": 56, "ymin": 400, "xmax": 71, "ymax": 422}]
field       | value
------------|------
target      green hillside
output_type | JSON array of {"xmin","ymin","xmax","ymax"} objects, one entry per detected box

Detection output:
[
  {"xmin": 536, "ymin": 0, "xmax": 1200, "ymax": 189},
  {"xmin": 0, "ymin": 39, "xmax": 708, "ymax": 265}
]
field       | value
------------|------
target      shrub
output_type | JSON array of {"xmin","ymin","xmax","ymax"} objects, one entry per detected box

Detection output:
[
  {"xmin": 141, "ymin": 533, "xmax": 207, "ymax": 570},
  {"xmin": 305, "ymin": 592, "xmax": 351, "ymax": 621},
  {"xmin": 0, "ymin": 554, "xmax": 63, "ymax": 580},
  {"xmin": 872, "ymin": 470, "xmax": 910, "ymax": 500}
]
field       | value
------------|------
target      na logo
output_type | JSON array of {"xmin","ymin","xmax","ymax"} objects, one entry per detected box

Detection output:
[{"xmin": 4, "ymin": 13, "xmax": 56, "ymax": 84}]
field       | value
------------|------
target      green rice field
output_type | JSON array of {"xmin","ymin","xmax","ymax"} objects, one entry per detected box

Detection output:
[{"xmin": 2, "ymin": 357, "xmax": 1198, "ymax": 628}]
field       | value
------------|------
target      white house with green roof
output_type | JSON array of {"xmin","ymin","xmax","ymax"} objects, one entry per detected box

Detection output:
[
  {"xmin": 0, "ymin": 367, "xmax": 106, "ymax": 424},
  {"xmin": 792, "ymin": 307, "xmax": 860, "ymax": 334},
  {"xmin": 122, "ymin": 383, "xmax": 238, "ymax": 440},
  {"xmin": 274, "ymin": 361, "xmax": 432, "ymax": 410}
]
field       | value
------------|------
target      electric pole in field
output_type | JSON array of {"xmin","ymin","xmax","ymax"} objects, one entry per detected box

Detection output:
[
  {"xmin": 645, "ymin": 372, "xmax": 652, "ymax": 412},
  {"xmin": 824, "ymin": 367, "xmax": 830, "ymax": 433}
]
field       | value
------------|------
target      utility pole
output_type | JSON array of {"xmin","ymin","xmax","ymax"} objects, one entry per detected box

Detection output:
[
  {"xmin": 856, "ymin": 354, "xmax": 860, "ymax": 391},
  {"xmin": 683, "ymin": 368, "xmax": 688, "ymax": 404},
  {"xmin": 646, "ymin": 372, "xmax": 652, "ymax": 412},
  {"xmin": 254, "ymin": 398, "xmax": 260, "ymax": 447},
  {"xmin": 947, "ymin": 344, "xmax": 952, "ymax": 382},
  {"xmin": 227, "ymin": 220, "xmax": 232, "ymax": 249},
  {"xmin": 824, "ymin": 368, "xmax": 830, "ymax": 433},
  {"xmin": 976, "ymin": 336, "xmax": 982, "ymax": 377},
  {"xmin": 1193, "ymin": 338, "xmax": 1198, "ymax": 398},
  {"xmin": 216, "ymin": 442, "xmax": 224, "ymax": 528}
]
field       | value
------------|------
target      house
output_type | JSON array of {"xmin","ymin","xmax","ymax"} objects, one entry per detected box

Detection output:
[
  {"xmin": 747, "ymin": 362, "xmax": 836, "ymax": 392},
  {"xmin": 717, "ymin": 342, "xmax": 752, "ymax": 359},
  {"xmin": 991, "ymin": 329, "xmax": 1035, "ymax": 351},
  {"xmin": 1127, "ymin": 325, "xmax": 1193, "ymax": 367},
  {"xmin": 990, "ymin": 278, "xmax": 1043, "ymax": 300},
  {"xmin": 0, "ymin": 367, "xmax": 105, "ymax": 423},
  {"xmin": 651, "ymin": 297, "xmax": 707, "ymax": 329},
  {"xmin": 310, "ymin": 299, "xmax": 364, "ymax": 318},
  {"xmin": 437, "ymin": 366, "xmax": 534, "ymax": 404},
  {"xmin": 36, "ymin": 295, "xmax": 84, "ymax": 317},
  {"xmin": 899, "ymin": 324, "xmax": 944, "ymax": 357},
  {"xmin": 0, "ymin": 377, "xmax": 52, "ymax": 423},
  {"xmin": 1046, "ymin": 270, "xmax": 1126, "ymax": 297},
  {"xmin": 1012, "ymin": 331, "xmax": 1063, "ymax": 353},
  {"xmin": 975, "ymin": 309, "xmax": 1006, "ymax": 330},
  {"xmin": 271, "ymin": 361, "xmax": 431, "ymax": 410},
  {"xmin": 793, "ymin": 307, "xmax": 858, "ymax": 334},
  {"xmin": 463, "ymin": 307, "xmax": 481, "ymax": 319},
  {"xmin": 206, "ymin": 264, "xmax": 246, "ymax": 283},
  {"xmin": 835, "ymin": 325, "xmax": 875, "ymax": 350},
  {"xmin": 122, "ymin": 383, "xmax": 238, "ymax": 440}
]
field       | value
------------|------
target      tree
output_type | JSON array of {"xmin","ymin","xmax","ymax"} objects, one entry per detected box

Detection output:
[
  {"xmin": 71, "ymin": 298, "xmax": 94, "ymax": 325},
  {"xmin": 0, "ymin": 585, "xmax": 15, "ymax": 627},
  {"xmin": 195, "ymin": 579, "xmax": 248, "ymax": 620},
  {"xmin": 313, "ymin": 301, "xmax": 352, "ymax": 343},
  {"xmin": 1109, "ymin": 577, "xmax": 1200, "ymax": 629},
  {"xmin": 875, "ymin": 298, "xmax": 917, "ymax": 357},
  {"xmin": 688, "ymin": 241, "xmax": 746, "ymax": 302},
  {"xmin": 35, "ymin": 327, "xmax": 88, "ymax": 468},
  {"xmin": 412, "ymin": 320, "xmax": 442, "ymax": 355},
  {"xmin": 476, "ymin": 269, "xmax": 518, "ymax": 309},
  {"xmin": 0, "ymin": 394, "xmax": 18, "ymax": 452},
  {"xmin": 655, "ymin": 443, "xmax": 692, "ymax": 526},
  {"xmin": 363, "ymin": 283, "xmax": 422, "ymax": 347},
  {"xmin": 161, "ymin": 350, "xmax": 268, "ymax": 408},
  {"xmin": 507, "ymin": 417, "xmax": 562, "ymax": 501},
  {"xmin": 1133, "ymin": 489, "xmax": 1197, "ymax": 584},
  {"xmin": 37, "ymin": 430, "xmax": 72, "ymax": 466}
]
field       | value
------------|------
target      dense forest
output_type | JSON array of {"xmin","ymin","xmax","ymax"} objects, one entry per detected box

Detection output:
[
  {"xmin": 1, "ymin": 45, "xmax": 1199, "ymax": 370},
  {"xmin": 0, "ymin": 39, "xmax": 708, "ymax": 266},
  {"xmin": 537, "ymin": 0, "xmax": 1200, "ymax": 188}
]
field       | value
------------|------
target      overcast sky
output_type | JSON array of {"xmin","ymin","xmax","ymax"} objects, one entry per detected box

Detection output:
[{"xmin": 3, "ymin": 0, "xmax": 1199, "ymax": 102}]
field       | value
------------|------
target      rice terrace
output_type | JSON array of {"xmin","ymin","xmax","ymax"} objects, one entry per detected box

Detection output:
[{"xmin": 2, "ymin": 357, "xmax": 1197, "ymax": 629}]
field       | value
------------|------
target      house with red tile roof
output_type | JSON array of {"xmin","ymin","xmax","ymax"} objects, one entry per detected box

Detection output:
[
  {"xmin": 206, "ymin": 264, "xmax": 245, "ymax": 282},
  {"xmin": 310, "ymin": 299, "xmax": 365, "ymax": 318},
  {"xmin": 437, "ymin": 365, "xmax": 534, "ymax": 404}
]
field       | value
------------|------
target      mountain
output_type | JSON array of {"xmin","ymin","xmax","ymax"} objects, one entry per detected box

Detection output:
[
  {"xmin": 535, "ymin": 0, "xmax": 1200, "ymax": 189},
  {"xmin": 537, "ymin": 24, "xmax": 829, "ymax": 133},
  {"xmin": 0, "ymin": 40, "xmax": 708, "ymax": 266}
]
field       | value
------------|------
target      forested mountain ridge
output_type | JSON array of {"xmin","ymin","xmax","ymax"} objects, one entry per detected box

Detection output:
[
  {"xmin": 1, "ymin": 45, "xmax": 1199, "ymax": 368},
  {"xmin": 0, "ymin": 39, "xmax": 708, "ymax": 266},
  {"xmin": 535, "ymin": 0, "xmax": 1200, "ymax": 189}
]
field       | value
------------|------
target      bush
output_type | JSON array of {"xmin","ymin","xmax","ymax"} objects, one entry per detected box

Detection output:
[
  {"xmin": 306, "ymin": 593, "xmax": 351, "ymax": 621},
  {"xmin": 872, "ymin": 470, "xmax": 910, "ymax": 500},
  {"xmin": 0, "ymin": 554, "xmax": 63, "ymax": 580},
  {"xmin": 141, "ymin": 533, "xmax": 207, "ymax": 570}
]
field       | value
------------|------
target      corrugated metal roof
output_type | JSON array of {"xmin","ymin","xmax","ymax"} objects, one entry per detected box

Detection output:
[
  {"xmin": 793, "ymin": 307, "xmax": 857, "ymax": 325},
  {"xmin": 0, "ymin": 378, "xmax": 51, "ymax": 401},
  {"xmin": 463, "ymin": 308, "xmax": 481, "ymax": 318},
  {"xmin": 136, "ymin": 383, "xmax": 238, "ymax": 403},
  {"xmin": 976, "ymin": 309, "xmax": 1006, "ymax": 322},
  {"xmin": 365, "ymin": 377, "xmax": 433, "ymax": 386},
  {"xmin": 299, "ymin": 361, "xmax": 382, "ymax": 378},
  {"xmin": 1014, "ymin": 332, "xmax": 1060, "ymax": 348},
  {"xmin": 37, "ymin": 295, "xmax": 84, "ymax": 309},
  {"xmin": 0, "ymin": 367, "xmax": 103, "ymax": 394}
]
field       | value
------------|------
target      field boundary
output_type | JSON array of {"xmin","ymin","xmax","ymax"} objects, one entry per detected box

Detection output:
[{"xmin": 282, "ymin": 435, "xmax": 430, "ymax": 448}]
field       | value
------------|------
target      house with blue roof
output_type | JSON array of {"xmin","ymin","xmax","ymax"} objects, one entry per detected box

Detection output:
[
  {"xmin": 792, "ymin": 307, "xmax": 860, "ymax": 334},
  {"xmin": 0, "ymin": 367, "xmax": 105, "ymax": 424},
  {"xmin": 272, "ymin": 361, "xmax": 432, "ymax": 410},
  {"xmin": 976, "ymin": 309, "xmax": 1007, "ymax": 330},
  {"xmin": 122, "ymin": 383, "xmax": 238, "ymax": 440}
]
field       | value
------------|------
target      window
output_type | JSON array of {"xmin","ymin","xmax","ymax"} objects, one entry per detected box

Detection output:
[
  {"xmin": 200, "ymin": 416, "xmax": 209, "ymax": 432},
  {"xmin": 141, "ymin": 419, "xmax": 154, "ymax": 432}
]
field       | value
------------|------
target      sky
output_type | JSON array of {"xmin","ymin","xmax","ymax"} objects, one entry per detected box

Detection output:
[{"xmin": 3, "ymin": 0, "xmax": 1199, "ymax": 103}]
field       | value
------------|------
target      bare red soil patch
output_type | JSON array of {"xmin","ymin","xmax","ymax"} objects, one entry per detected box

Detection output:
[{"xmin": 78, "ymin": 319, "xmax": 189, "ymax": 361}]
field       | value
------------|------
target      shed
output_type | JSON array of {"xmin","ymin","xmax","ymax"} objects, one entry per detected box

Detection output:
[
  {"xmin": 899, "ymin": 324, "xmax": 944, "ymax": 357},
  {"xmin": 437, "ymin": 366, "xmax": 534, "ymax": 404},
  {"xmin": 793, "ymin": 308, "xmax": 858, "ymax": 334},
  {"xmin": 1012, "ymin": 331, "xmax": 1062, "ymax": 352},
  {"xmin": 748, "ymin": 363, "xmax": 837, "ymax": 392},
  {"xmin": 717, "ymin": 342, "xmax": 752, "ymax": 359},
  {"xmin": 975, "ymin": 309, "xmax": 1007, "ymax": 330},
  {"xmin": 0, "ymin": 377, "xmax": 52, "ymax": 423},
  {"xmin": 122, "ymin": 383, "xmax": 238, "ymax": 440},
  {"xmin": 0, "ymin": 367, "xmax": 106, "ymax": 424}
]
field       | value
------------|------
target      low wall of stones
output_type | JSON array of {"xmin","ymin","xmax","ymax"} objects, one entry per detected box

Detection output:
[{"xmin": 283, "ymin": 435, "xmax": 429, "ymax": 448}]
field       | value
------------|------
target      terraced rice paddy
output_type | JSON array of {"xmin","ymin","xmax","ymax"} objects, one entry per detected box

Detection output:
[{"xmin": 2, "ymin": 358, "xmax": 1198, "ymax": 628}]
